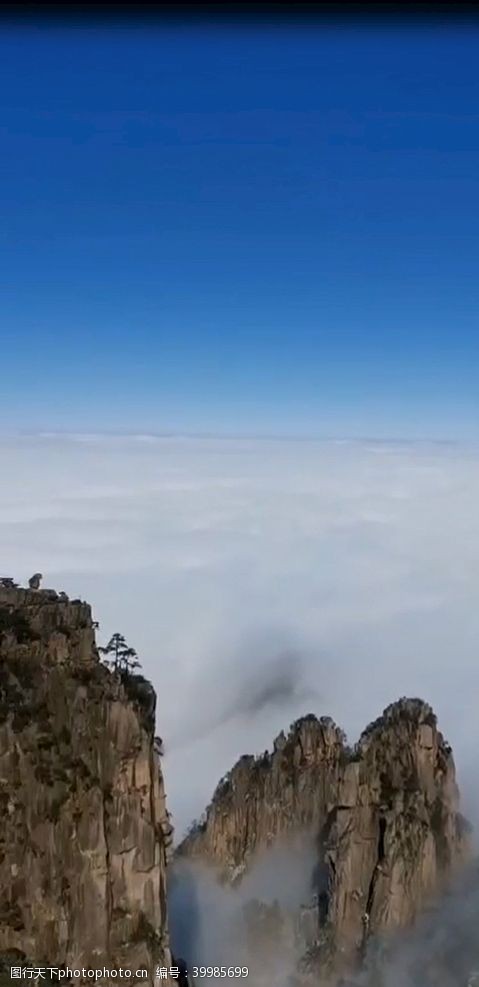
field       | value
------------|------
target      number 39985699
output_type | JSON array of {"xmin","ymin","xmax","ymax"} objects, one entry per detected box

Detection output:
[{"xmin": 192, "ymin": 967, "xmax": 248, "ymax": 978}]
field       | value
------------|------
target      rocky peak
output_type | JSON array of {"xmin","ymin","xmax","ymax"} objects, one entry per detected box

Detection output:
[
  {"xmin": 179, "ymin": 712, "xmax": 346, "ymax": 877},
  {"xmin": 177, "ymin": 698, "xmax": 470, "ymax": 984},
  {"xmin": 0, "ymin": 584, "xmax": 173, "ymax": 984}
]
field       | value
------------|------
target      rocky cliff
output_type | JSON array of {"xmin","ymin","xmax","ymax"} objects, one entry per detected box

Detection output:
[
  {"xmin": 178, "ymin": 700, "xmax": 470, "ymax": 984},
  {"xmin": 0, "ymin": 585, "xmax": 173, "ymax": 984}
]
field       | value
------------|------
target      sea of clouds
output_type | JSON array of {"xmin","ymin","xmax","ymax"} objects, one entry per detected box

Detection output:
[{"xmin": 1, "ymin": 432, "xmax": 478, "ymax": 840}]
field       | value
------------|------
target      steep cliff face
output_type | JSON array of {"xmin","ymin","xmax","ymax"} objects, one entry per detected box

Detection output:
[
  {"xmin": 178, "ymin": 700, "xmax": 469, "ymax": 983},
  {"xmin": 0, "ymin": 586, "xmax": 173, "ymax": 983}
]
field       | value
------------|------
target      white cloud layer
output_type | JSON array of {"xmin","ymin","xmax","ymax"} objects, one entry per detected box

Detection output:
[{"xmin": 1, "ymin": 433, "xmax": 479, "ymax": 837}]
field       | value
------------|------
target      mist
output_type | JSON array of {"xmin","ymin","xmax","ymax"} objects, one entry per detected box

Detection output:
[
  {"xmin": 1, "ymin": 433, "xmax": 479, "ymax": 836},
  {"xmin": 355, "ymin": 868, "xmax": 479, "ymax": 987},
  {"xmin": 168, "ymin": 841, "xmax": 479, "ymax": 987},
  {"xmin": 169, "ymin": 838, "xmax": 320, "ymax": 987}
]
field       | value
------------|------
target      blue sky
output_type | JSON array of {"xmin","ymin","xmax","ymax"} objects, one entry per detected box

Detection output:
[{"xmin": 1, "ymin": 22, "xmax": 478, "ymax": 438}]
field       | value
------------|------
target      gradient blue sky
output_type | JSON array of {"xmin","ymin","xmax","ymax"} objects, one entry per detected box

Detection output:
[{"xmin": 1, "ymin": 22, "xmax": 478, "ymax": 438}]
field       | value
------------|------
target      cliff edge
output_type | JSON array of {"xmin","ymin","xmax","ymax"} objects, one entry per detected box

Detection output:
[{"xmin": 0, "ymin": 585, "xmax": 173, "ymax": 983}]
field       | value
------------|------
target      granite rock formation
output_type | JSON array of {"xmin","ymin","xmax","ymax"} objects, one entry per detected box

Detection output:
[
  {"xmin": 178, "ymin": 700, "xmax": 470, "ymax": 984},
  {"xmin": 0, "ymin": 585, "xmax": 173, "ymax": 984}
]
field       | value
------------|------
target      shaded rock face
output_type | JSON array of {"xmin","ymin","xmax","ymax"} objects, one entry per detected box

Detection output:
[
  {"xmin": 0, "ymin": 587, "xmax": 173, "ymax": 983},
  {"xmin": 178, "ymin": 700, "xmax": 469, "ymax": 984}
]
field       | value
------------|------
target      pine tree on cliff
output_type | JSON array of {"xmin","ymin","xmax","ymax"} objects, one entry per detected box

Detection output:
[{"xmin": 99, "ymin": 632, "xmax": 142, "ymax": 676}]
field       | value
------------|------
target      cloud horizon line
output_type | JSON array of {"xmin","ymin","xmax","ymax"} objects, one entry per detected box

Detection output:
[{"xmin": 0, "ymin": 427, "xmax": 473, "ymax": 448}]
